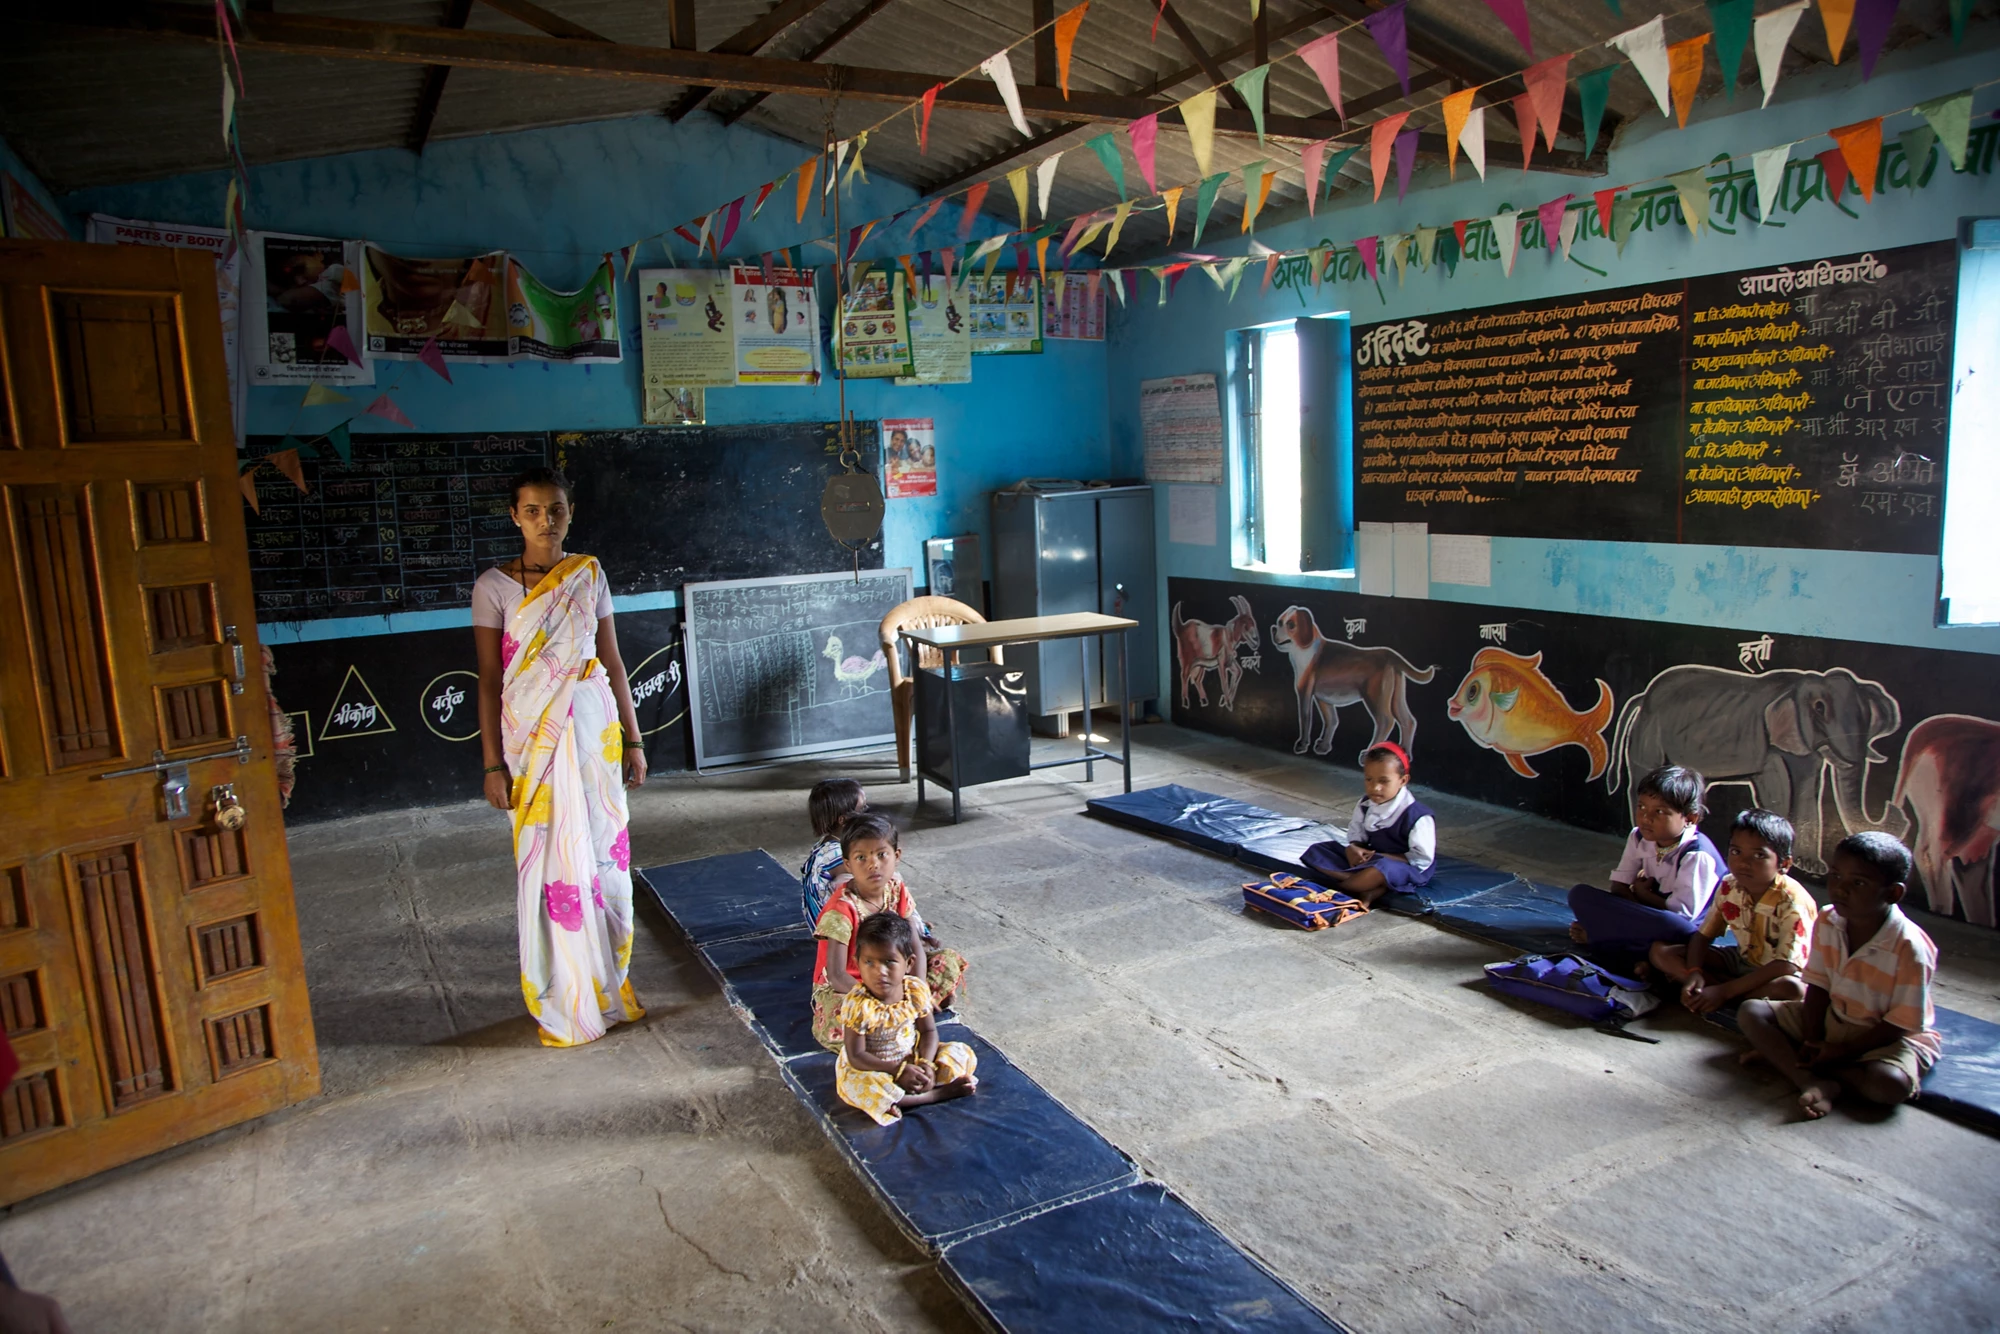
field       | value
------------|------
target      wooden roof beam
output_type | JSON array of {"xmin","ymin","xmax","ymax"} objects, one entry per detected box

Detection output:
[
  {"xmin": 665, "ymin": 0, "xmax": 840, "ymax": 122},
  {"xmin": 408, "ymin": 0, "xmax": 474, "ymax": 155},
  {"xmin": 474, "ymin": 0, "xmax": 607, "ymax": 42},
  {"xmin": 1156, "ymin": 1, "xmax": 1250, "ymax": 112},
  {"xmin": 717, "ymin": 0, "xmax": 900, "ymax": 127}
]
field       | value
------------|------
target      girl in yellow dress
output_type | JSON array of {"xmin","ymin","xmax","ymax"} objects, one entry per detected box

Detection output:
[{"xmin": 835, "ymin": 913, "xmax": 977, "ymax": 1126}]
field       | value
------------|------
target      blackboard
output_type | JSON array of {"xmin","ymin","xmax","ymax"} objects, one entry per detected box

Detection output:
[
  {"xmin": 1353, "ymin": 239, "xmax": 1956, "ymax": 552},
  {"xmin": 684, "ymin": 568, "xmax": 912, "ymax": 767},
  {"xmin": 555, "ymin": 422, "xmax": 884, "ymax": 595},
  {"xmin": 243, "ymin": 432, "xmax": 549, "ymax": 620}
]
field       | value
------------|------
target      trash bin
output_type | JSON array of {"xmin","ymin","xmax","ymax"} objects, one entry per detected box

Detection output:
[{"xmin": 916, "ymin": 661, "xmax": 1029, "ymax": 790}]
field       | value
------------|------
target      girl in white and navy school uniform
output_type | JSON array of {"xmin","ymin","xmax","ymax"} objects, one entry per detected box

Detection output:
[{"xmin": 1300, "ymin": 743, "xmax": 1436, "ymax": 907}]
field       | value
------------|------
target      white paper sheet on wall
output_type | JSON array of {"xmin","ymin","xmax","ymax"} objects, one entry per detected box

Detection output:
[
  {"xmin": 1429, "ymin": 533, "xmax": 1492, "ymax": 586},
  {"xmin": 1392, "ymin": 522, "xmax": 1430, "ymax": 599},
  {"xmin": 1168, "ymin": 485, "xmax": 1218, "ymax": 546},
  {"xmin": 1357, "ymin": 521, "xmax": 1394, "ymax": 596}
]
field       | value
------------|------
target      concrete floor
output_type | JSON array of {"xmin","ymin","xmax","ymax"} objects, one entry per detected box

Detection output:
[{"xmin": 5, "ymin": 723, "xmax": 2000, "ymax": 1333}]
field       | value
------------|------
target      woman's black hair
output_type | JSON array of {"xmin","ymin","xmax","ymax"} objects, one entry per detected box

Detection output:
[
  {"xmin": 509, "ymin": 466, "xmax": 572, "ymax": 508},
  {"xmin": 1729, "ymin": 807, "xmax": 1795, "ymax": 861},
  {"xmin": 1635, "ymin": 765, "xmax": 1706, "ymax": 820},
  {"xmin": 1835, "ymin": 830, "xmax": 1913, "ymax": 885},
  {"xmin": 1361, "ymin": 745, "xmax": 1408, "ymax": 776},
  {"xmin": 809, "ymin": 778, "xmax": 867, "ymax": 839},
  {"xmin": 853, "ymin": 911, "xmax": 915, "ymax": 961},
  {"xmin": 838, "ymin": 811, "xmax": 900, "ymax": 857}
]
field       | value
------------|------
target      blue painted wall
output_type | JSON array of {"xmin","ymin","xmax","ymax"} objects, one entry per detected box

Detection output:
[
  {"xmin": 0, "ymin": 136, "xmax": 73, "ymax": 238},
  {"xmin": 1106, "ymin": 37, "xmax": 2000, "ymax": 696},
  {"xmin": 64, "ymin": 114, "xmax": 1111, "ymax": 640}
]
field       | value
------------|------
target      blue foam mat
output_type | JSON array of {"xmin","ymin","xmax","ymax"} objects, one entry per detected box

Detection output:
[
  {"xmin": 636, "ymin": 849, "xmax": 805, "ymax": 947},
  {"xmin": 1086, "ymin": 784, "xmax": 1319, "ymax": 856},
  {"xmin": 1428, "ymin": 880, "xmax": 1577, "ymax": 955},
  {"xmin": 1915, "ymin": 1007, "xmax": 2000, "ymax": 1135},
  {"xmin": 1234, "ymin": 823, "xmax": 1349, "ymax": 877},
  {"xmin": 941, "ymin": 1181, "xmax": 1347, "ymax": 1333},
  {"xmin": 697, "ymin": 927, "xmax": 824, "ymax": 1061},
  {"xmin": 781, "ymin": 1028, "xmax": 1140, "ymax": 1250}
]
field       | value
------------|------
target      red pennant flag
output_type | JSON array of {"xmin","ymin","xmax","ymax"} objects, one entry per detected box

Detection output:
[
  {"xmin": 910, "ymin": 197, "xmax": 946, "ymax": 236},
  {"xmin": 1512, "ymin": 93, "xmax": 1537, "ymax": 170},
  {"xmin": 751, "ymin": 180, "xmax": 777, "ymax": 218},
  {"xmin": 325, "ymin": 325, "xmax": 362, "ymax": 368},
  {"xmin": 417, "ymin": 337, "xmax": 451, "ymax": 383},
  {"xmin": 268, "ymin": 448, "xmax": 308, "ymax": 494},
  {"xmin": 1015, "ymin": 245, "xmax": 1031, "ymax": 282},
  {"xmin": 959, "ymin": 182, "xmax": 990, "ymax": 239},
  {"xmin": 1817, "ymin": 146, "xmax": 1850, "ymax": 202},
  {"xmin": 1830, "ymin": 115, "xmax": 1884, "ymax": 202},
  {"xmin": 1453, "ymin": 218, "xmax": 1471, "ymax": 251},
  {"xmin": 364, "ymin": 394, "xmax": 414, "ymax": 428},
  {"xmin": 1594, "ymin": 188, "xmax": 1618, "ymax": 237},
  {"xmin": 920, "ymin": 84, "xmax": 943, "ymax": 153},
  {"xmin": 674, "ymin": 222, "xmax": 702, "ymax": 247},
  {"xmin": 1522, "ymin": 55, "xmax": 1569, "ymax": 151},
  {"xmin": 1260, "ymin": 252, "xmax": 1281, "ymax": 294}
]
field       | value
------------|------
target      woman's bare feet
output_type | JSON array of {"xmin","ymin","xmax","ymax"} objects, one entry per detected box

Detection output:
[{"xmin": 1798, "ymin": 1079, "xmax": 1841, "ymax": 1119}]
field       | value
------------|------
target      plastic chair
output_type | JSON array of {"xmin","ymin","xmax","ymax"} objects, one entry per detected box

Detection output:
[{"xmin": 879, "ymin": 596, "xmax": 1002, "ymax": 781}]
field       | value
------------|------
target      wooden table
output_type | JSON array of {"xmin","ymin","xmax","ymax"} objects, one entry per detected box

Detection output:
[{"xmin": 899, "ymin": 612, "xmax": 1139, "ymax": 823}]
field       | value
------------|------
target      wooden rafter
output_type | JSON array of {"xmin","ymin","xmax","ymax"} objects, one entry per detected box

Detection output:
[
  {"xmin": 665, "ymin": 0, "xmax": 840, "ymax": 122},
  {"xmin": 1156, "ymin": 1, "xmax": 1250, "ymax": 112},
  {"xmin": 716, "ymin": 0, "xmax": 900, "ymax": 127},
  {"xmin": 408, "ymin": 0, "xmax": 475, "ymax": 155},
  {"xmin": 475, "ymin": 0, "xmax": 607, "ymax": 42}
]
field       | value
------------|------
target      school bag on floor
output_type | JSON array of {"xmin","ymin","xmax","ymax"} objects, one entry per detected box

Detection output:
[
  {"xmin": 1242, "ymin": 874, "xmax": 1368, "ymax": 931},
  {"xmin": 1484, "ymin": 953, "xmax": 1660, "ymax": 1025}
]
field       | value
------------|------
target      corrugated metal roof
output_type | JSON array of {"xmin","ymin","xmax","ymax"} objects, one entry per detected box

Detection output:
[{"xmin": 0, "ymin": 0, "xmax": 1956, "ymax": 260}]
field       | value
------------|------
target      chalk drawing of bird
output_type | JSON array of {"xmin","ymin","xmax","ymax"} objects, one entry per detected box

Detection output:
[{"xmin": 822, "ymin": 635, "xmax": 887, "ymax": 696}]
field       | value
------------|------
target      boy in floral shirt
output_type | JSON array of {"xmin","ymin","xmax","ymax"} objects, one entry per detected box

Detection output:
[{"xmin": 1649, "ymin": 808, "xmax": 1815, "ymax": 1014}]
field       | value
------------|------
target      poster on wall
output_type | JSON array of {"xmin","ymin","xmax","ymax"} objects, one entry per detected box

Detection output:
[
  {"xmin": 87, "ymin": 214, "xmax": 248, "ymax": 441},
  {"xmin": 505, "ymin": 256, "xmax": 621, "ymax": 363},
  {"xmin": 640, "ymin": 267, "xmax": 732, "ymax": 379},
  {"xmin": 882, "ymin": 418, "xmax": 937, "ymax": 497},
  {"xmin": 1140, "ymin": 373, "xmax": 1225, "ymax": 484},
  {"xmin": 967, "ymin": 273, "xmax": 1042, "ymax": 354},
  {"xmin": 1045, "ymin": 275, "xmax": 1106, "ymax": 339},
  {"xmin": 896, "ymin": 275, "xmax": 972, "ymax": 385},
  {"xmin": 644, "ymin": 386, "xmax": 705, "ymax": 425},
  {"xmin": 1, "ymin": 174, "xmax": 69, "ymax": 240},
  {"xmin": 836, "ymin": 265, "xmax": 913, "ymax": 379},
  {"xmin": 730, "ymin": 264, "xmax": 821, "ymax": 385},
  {"xmin": 242, "ymin": 232, "xmax": 374, "ymax": 386},
  {"xmin": 361, "ymin": 245, "xmax": 511, "ymax": 362}
]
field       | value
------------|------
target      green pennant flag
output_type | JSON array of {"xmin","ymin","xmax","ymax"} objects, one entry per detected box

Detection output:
[
  {"xmin": 1192, "ymin": 171, "xmax": 1227, "ymax": 247},
  {"xmin": 1438, "ymin": 227, "xmax": 1460, "ymax": 276},
  {"xmin": 1085, "ymin": 132, "xmax": 1128, "ymax": 201},
  {"xmin": 1232, "ymin": 66, "xmax": 1272, "ymax": 146},
  {"xmin": 1576, "ymin": 66, "xmax": 1615, "ymax": 158},
  {"xmin": 279, "ymin": 432, "xmax": 317, "ymax": 460},
  {"xmin": 1898, "ymin": 126, "xmax": 1937, "ymax": 191},
  {"xmin": 1707, "ymin": 0, "xmax": 1753, "ymax": 99},
  {"xmin": 1950, "ymin": 0, "xmax": 1970, "ymax": 42},
  {"xmin": 1916, "ymin": 89, "xmax": 1973, "ymax": 171},
  {"xmin": 1319, "ymin": 145, "xmax": 1359, "ymax": 199},
  {"xmin": 1610, "ymin": 193, "xmax": 1641, "ymax": 255},
  {"xmin": 324, "ymin": 421, "xmax": 353, "ymax": 464},
  {"xmin": 1239, "ymin": 158, "xmax": 1269, "ymax": 233}
]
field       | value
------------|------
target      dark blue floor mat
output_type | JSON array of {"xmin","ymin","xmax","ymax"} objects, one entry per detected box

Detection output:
[
  {"xmin": 637, "ymin": 849, "xmax": 805, "ymax": 947},
  {"xmin": 1430, "ymin": 879, "xmax": 1577, "ymax": 955},
  {"xmin": 783, "ymin": 1028, "xmax": 1140, "ymax": 1250},
  {"xmin": 1917, "ymin": 1007, "xmax": 2000, "ymax": 1136},
  {"xmin": 1235, "ymin": 823, "xmax": 1348, "ymax": 877},
  {"xmin": 941, "ymin": 1180, "xmax": 1347, "ymax": 1332},
  {"xmin": 696, "ymin": 927, "xmax": 824, "ymax": 1060},
  {"xmin": 1087, "ymin": 784, "xmax": 1319, "ymax": 856}
]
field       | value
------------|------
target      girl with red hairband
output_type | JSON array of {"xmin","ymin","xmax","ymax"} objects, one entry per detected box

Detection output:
[{"xmin": 1300, "ymin": 743, "xmax": 1437, "ymax": 906}]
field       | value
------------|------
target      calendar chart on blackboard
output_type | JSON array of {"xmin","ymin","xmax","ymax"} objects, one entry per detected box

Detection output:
[{"xmin": 243, "ymin": 432, "xmax": 550, "ymax": 620}]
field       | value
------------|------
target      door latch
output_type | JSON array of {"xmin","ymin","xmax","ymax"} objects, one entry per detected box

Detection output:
[
  {"xmin": 224, "ymin": 624, "xmax": 247, "ymax": 695},
  {"xmin": 98, "ymin": 737, "xmax": 253, "ymax": 822}
]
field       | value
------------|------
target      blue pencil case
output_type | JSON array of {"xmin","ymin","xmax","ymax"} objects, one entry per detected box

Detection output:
[{"xmin": 1242, "ymin": 874, "xmax": 1368, "ymax": 931}]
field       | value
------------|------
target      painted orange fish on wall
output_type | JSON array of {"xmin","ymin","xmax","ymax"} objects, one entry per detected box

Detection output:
[{"xmin": 1447, "ymin": 647, "xmax": 1615, "ymax": 780}]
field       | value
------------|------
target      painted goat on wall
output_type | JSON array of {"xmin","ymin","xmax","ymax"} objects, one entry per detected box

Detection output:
[
  {"xmin": 1172, "ymin": 596, "xmax": 1260, "ymax": 710},
  {"xmin": 1270, "ymin": 605, "xmax": 1434, "ymax": 761},
  {"xmin": 1893, "ymin": 714, "xmax": 2000, "ymax": 928}
]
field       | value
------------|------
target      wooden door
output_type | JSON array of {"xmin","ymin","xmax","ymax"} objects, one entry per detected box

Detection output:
[{"xmin": 0, "ymin": 238, "xmax": 318, "ymax": 1205}]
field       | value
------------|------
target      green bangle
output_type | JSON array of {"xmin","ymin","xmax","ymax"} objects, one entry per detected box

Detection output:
[{"xmin": 483, "ymin": 764, "xmax": 508, "ymax": 775}]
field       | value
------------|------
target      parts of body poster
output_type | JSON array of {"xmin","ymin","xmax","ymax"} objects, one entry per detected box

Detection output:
[
  {"xmin": 837, "ymin": 266, "xmax": 913, "ymax": 379},
  {"xmin": 731, "ymin": 264, "xmax": 821, "ymax": 385},
  {"xmin": 243, "ymin": 231, "xmax": 374, "ymax": 385},
  {"xmin": 896, "ymin": 276, "xmax": 971, "ymax": 385},
  {"xmin": 883, "ymin": 418, "xmax": 937, "ymax": 497}
]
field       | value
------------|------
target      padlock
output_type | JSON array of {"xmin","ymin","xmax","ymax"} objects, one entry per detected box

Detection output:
[{"xmin": 210, "ymin": 783, "xmax": 247, "ymax": 831}]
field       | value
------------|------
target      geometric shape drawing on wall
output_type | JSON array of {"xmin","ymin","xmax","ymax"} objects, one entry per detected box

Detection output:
[
  {"xmin": 181, "ymin": 823, "xmax": 248, "ymax": 890},
  {"xmin": 1268, "ymin": 605, "xmax": 1436, "ymax": 761},
  {"xmin": 0, "ymin": 1068, "xmax": 64, "ymax": 1143},
  {"xmin": 192, "ymin": 914, "xmax": 263, "ymax": 986},
  {"xmin": 1892, "ymin": 714, "xmax": 2000, "ymax": 928},
  {"xmin": 69, "ymin": 844, "xmax": 173, "ymax": 1108},
  {"xmin": 1172, "ymin": 595, "xmax": 1262, "ymax": 711},
  {"xmin": 145, "ymin": 583, "xmax": 218, "ymax": 652},
  {"xmin": 49, "ymin": 290, "xmax": 191, "ymax": 443},
  {"xmin": 133, "ymin": 480, "xmax": 206, "ymax": 544},
  {"xmin": 14, "ymin": 485, "xmax": 120, "ymax": 768},
  {"xmin": 156, "ymin": 680, "xmax": 230, "ymax": 750},
  {"xmin": 284, "ymin": 711, "xmax": 314, "ymax": 759},
  {"xmin": 206, "ymin": 1004, "xmax": 275, "ymax": 1080},
  {"xmin": 630, "ymin": 640, "xmax": 686, "ymax": 736},
  {"xmin": 418, "ymin": 669, "xmax": 479, "ymax": 742},
  {"xmin": 319, "ymin": 664, "xmax": 393, "ymax": 741},
  {"xmin": 1608, "ymin": 664, "xmax": 1903, "ymax": 873},
  {"xmin": 0, "ymin": 971, "xmax": 46, "ymax": 1035},
  {"xmin": 0, "ymin": 865, "xmax": 26, "ymax": 932},
  {"xmin": 1446, "ymin": 647, "xmax": 1614, "ymax": 780}
]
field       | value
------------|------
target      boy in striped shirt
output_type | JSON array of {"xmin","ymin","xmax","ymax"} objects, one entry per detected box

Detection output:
[{"xmin": 1740, "ymin": 832, "xmax": 1942, "ymax": 1120}]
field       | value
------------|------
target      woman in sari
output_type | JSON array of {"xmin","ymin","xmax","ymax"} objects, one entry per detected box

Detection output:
[{"xmin": 474, "ymin": 467, "xmax": 648, "ymax": 1047}]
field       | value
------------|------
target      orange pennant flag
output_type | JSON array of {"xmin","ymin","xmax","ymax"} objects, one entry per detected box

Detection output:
[
  {"xmin": 1522, "ymin": 55, "xmax": 1569, "ymax": 151},
  {"xmin": 1668, "ymin": 34, "xmax": 1710, "ymax": 129},
  {"xmin": 1257, "ymin": 169, "xmax": 1276, "ymax": 216},
  {"xmin": 1161, "ymin": 185, "xmax": 1183, "ymax": 242},
  {"xmin": 1442, "ymin": 88, "xmax": 1476, "ymax": 175},
  {"xmin": 1831, "ymin": 115, "xmax": 1884, "ymax": 202},
  {"xmin": 338, "ymin": 266, "xmax": 360, "ymax": 294},
  {"xmin": 899, "ymin": 253, "xmax": 918, "ymax": 293},
  {"xmin": 1054, "ymin": 3, "xmax": 1089, "ymax": 99},
  {"xmin": 1818, "ymin": 0, "xmax": 1855, "ymax": 63},
  {"xmin": 1370, "ymin": 111, "xmax": 1410, "ymax": 201},
  {"xmin": 1035, "ymin": 235, "xmax": 1051, "ymax": 282},
  {"xmin": 1512, "ymin": 93, "xmax": 1537, "ymax": 170},
  {"xmin": 268, "ymin": 448, "xmax": 308, "ymax": 494},
  {"xmin": 238, "ymin": 463, "xmax": 263, "ymax": 514},
  {"xmin": 795, "ymin": 156, "xmax": 819, "ymax": 223}
]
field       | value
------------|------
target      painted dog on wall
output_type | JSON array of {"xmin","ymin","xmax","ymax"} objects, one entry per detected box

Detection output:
[
  {"xmin": 1270, "ymin": 605, "xmax": 1435, "ymax": 761},
  {"xmin": 1893, "ymin": 714, "xmax": 2000, "ymax": 927},
  {"xmin": 1172, "ymin": 596, "xmax": 1261, "ymax": 710}
]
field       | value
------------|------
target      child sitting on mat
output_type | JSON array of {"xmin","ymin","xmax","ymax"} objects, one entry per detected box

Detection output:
[
  {"xmin": 835, "ymin": 912, "xmax": 978, "ymax": 1125},
  {"xmin": 1567, "ymin": 765, "xmax": 1722, "ymax": 966},
  {"xmin": 811, "ymin": 813, "xmax": 969, "ymax": 1053},
  {"xmin": 1738, "ymin": 831, "xmax": 1941, "ymax": 1119},
  {"xmin": 1300, "ymin": 743, "xmax": 1435, "ymax": 907},
  {"xmin": 801, "ymin": 778, "xmax": 866, "ymax": 926},
  {"xmin": 1647, "ymin": 807, "xmax": 1816, "ymax": 1014}
]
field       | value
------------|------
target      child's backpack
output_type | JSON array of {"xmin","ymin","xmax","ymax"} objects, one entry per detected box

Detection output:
[
  {"xmin": 1242, "ymin": 874, "xmax": 1368, "ymax": 931},
  {"xmin": 1484, "ymin": 953, "xmax": 1660, "ymax": 1027}
]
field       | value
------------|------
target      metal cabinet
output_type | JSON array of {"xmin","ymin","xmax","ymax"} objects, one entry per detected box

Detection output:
[{"xmin": 991, "ymin": 484, "xmax": 1157, "ymax": 730}]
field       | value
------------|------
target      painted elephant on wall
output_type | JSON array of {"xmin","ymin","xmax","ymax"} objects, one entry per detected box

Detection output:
[
  {"xmin": 1893, "ymin": 714, "xmax": 2000, "ymax": 927},
  {"xmin": 1609, "ymin": 665, "xmax": 1904, "ymax": 872}
]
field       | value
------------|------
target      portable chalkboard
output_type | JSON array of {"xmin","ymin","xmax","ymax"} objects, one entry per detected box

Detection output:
[
  {"xmin": 556, "ymin": 422, "xmax": 884, "ymax": 595},
  {"xmin": 684, "ymin": 568, "xmax": 913, "ymax": 768}
]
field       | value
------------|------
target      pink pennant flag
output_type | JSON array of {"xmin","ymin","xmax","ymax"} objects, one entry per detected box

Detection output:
[
  {"xmin": 1536, "ymin": 194, "xmax": 1573, "ymax": 256},
  {"xmin": 1522, "ymin": 55, "xmax": 1569, "ymax": 151},
  {"xmin": 1302, "ymin": 139, "xmax": 1327, "ymax": 216},
  {"xmin": 1059, "ymin": 211, "xmax": 1092, "ymax": 260},
  {"xmin": 910, "ymin": 197, "xmax": 946, "ymax": 236},
  {"xmin": 1355, "ymin": 235, "xmax": 1380, "ymax": 281},
  {"xmin": 942, "ymin": 247, "xmax": 958, "ymax": 285},
  {"xmin": 1127, "ymin": 114, "xmax": 1160, "ymax": 194},
  {"xmin": 364, "ymin": 394, "xmax": 414, "ymax": 428},
  {"xmin": 417, "ymin": 337, "xmax": 451, "ymax": 383},
  {"xmin": 1297, "ymin": 33, "xmax": 1344, "ymax": 122},
  {"xmin": 718, "ymin": 197, "xmax": 745, "ymax": 251},
  {"xmin": 1370, "ymin": 112, "xmax": 1410, "ymax": 201},
  {"xmin": 325, "ymin": 324, "xmax": 362, "ymax": 368},
  {"xmin": 1482, "ymin": 0, "xmax": 1533, "ymax": 55}
]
